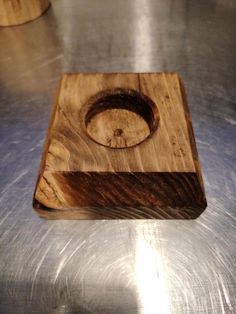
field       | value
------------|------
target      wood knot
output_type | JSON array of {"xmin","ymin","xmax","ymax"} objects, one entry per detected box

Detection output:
[{"xmin": 114, "ymin": 128, "xmax": 123, "ymax": 137}]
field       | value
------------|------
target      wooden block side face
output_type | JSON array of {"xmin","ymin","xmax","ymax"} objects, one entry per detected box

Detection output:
[
  {"xmin": 44, "ymin": 73, "xmax": 196, "ymax": 173},
  {"xmin": 35, "ymin": 171, "xmax": 206, "ymax": 219},
  {"xmin": 33, "ymin": 72, "xmax": 207, "ymax": 219},
  {"xmin": 34, "ymin": 171, "xmax": 207, "ymax": 219},
  {"xmin": 0, "ymin": 0, "xmax": 50, "ymax": 26}
]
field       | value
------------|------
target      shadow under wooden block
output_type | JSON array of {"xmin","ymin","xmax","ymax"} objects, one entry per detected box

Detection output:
[{"xmin": 33, "ymin": 73, "xmax": 207, "ymax": 219}]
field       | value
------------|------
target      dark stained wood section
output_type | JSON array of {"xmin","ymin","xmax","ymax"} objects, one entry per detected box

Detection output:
[{"xmin": 33, "ymin": 72, "xmax": 207, "ymax": 219}]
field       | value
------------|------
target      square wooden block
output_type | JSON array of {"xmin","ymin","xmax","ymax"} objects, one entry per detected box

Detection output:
[{"xmin": 33, "ymin": 73, "xmax": 207, "ymax": 219}]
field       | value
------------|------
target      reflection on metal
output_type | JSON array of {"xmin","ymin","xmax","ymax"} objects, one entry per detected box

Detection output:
[
  {"xmin": 133, "ymin": 0, "xmax": 153, "ymax": 70},
  {"xmin": 135, "ymin": 228, "xmax": 170, "ymax": 314},
  {"xmin": 0, "ymin": 0, "xmax": 235, "ymax": 313}
]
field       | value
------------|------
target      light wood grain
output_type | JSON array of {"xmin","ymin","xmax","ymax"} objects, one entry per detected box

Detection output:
[
  {"xmin": 33, "ymin": 73, "xmax": 207, "ymax": 219},
  {"xmin": 0, "ymin": 0, "xmax": 50, "ymax": 26}
]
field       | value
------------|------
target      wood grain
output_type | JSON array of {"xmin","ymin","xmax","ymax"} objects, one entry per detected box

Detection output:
[
  {"xmin": 0, "ymin": 0, "xmax": 50, "ymax": 26},
  {"xmin": 33, "ymin": 73, "xmax": 207, "ymax": 219}
]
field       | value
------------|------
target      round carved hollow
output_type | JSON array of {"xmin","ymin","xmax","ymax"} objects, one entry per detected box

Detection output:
[
  {"xmin": 80, "ymin": 88, "xmax": 160, "ymax": 149},
  {"xmin": 0, "ymin": 0, "xmax": 50, "ymax": 26}
]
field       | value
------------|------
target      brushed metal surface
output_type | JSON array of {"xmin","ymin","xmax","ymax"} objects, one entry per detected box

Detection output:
[{"xmin": 0, "ymin": 0, "xmax": 235, "ymax": 313}]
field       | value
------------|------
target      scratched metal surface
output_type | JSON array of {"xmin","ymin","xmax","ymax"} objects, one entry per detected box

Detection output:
[{"xmin": 0, "ymin": 0, "xmax": 235, "ymax": 313}]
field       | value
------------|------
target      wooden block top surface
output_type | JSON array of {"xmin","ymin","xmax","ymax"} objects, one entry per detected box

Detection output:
[{"xmin": 44, "ymin": 73, "xmax": 196, "ymax": 173}]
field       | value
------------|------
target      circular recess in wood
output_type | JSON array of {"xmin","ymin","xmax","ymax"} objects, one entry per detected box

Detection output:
[{"xmin": 81, "ymin": 88, "xmax": 159, "ymax": 149}]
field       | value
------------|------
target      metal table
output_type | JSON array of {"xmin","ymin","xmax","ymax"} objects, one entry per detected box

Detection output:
[{"xmin": 0, "ymin": 0, "xmax": 235, "ymax": 313}]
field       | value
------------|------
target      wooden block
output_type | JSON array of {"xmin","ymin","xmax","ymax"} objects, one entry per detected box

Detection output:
[
  {"xmin": 0, "ymin": 0, "xmax": 50, "ymax": 26},
  {"xmin": 33, "ymin": 73, "xmax": 207, "ymax": 219}
]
